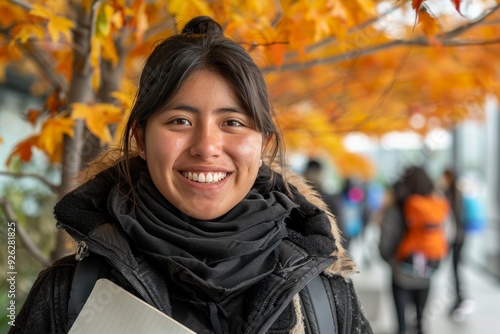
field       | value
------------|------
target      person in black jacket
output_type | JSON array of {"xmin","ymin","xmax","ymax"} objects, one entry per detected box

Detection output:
[
  {"xmin": 439, "ymin": 168, "xmax": 475, "ymax": 320},
  {"xmin": 11, "ymin": 16, "xmax": 372, "ymax": 334},
  {"xmin": 303, "ymin": 158, "xmax": 349, "ymax": 248}
]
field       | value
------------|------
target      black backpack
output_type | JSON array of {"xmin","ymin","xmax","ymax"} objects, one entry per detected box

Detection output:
[{"xmin": 68, "ymin": 254, "xmax": 338, "ymax": 333}]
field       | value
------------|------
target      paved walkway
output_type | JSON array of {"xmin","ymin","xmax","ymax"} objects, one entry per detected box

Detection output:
[{"xmin": 349, "ymin": 228, "xmax": 500, "ymax": 334}]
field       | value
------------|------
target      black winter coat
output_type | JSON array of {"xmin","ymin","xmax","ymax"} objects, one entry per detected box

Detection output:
[{"xmin": 10, "ymin": 164, "xmax": 373, "ymax": 334}]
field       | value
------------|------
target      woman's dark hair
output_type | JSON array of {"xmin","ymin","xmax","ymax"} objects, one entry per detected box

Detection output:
[
  {"xmin": 400, "ymin": 166, "xmax": 435, "ymax": 199},
  {"xmin": 119, "ymin": 16, "xmax": 288, "ymax": 197}
]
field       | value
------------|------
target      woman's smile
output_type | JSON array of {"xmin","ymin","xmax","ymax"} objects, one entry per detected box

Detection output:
[{"xmin": 181, "ymin": 171, "xmax": 229, "ymax": 183}]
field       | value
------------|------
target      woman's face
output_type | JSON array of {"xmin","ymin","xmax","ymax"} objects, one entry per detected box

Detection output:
[{"xmin": 139, "ymin": 70, "xmax": 268, "ymax": 220}]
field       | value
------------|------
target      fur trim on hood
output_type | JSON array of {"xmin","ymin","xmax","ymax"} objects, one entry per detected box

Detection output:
[{"xmin": 283, "ymin": 169, "xmax": 357, "ymax": 279}]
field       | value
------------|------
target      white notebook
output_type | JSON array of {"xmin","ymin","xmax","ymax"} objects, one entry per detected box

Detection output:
[{"xmin": 69, "ymin": 278, "xmax": 196, "ymax": 334}]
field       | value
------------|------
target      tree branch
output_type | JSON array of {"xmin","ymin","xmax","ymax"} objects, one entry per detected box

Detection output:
[
  {"xmin": 439, "ymin": 4, "xmax": 500, "ymax": 40},
  {"xmin": 264, "ymin": 4, "xmax": 500, "ymax": 73},
  {"xmin": 19, "ymin": 42, "xmax": 69, "ymax": 93},
  {"xmin": 336, "ymin": 48, "xmax": 412, "ymax": 133},
  {"xmin": 142, "ymin": 15, "xmax": 176, "ymax": 44},
  {"xmin": 285, "ymin": 2, "xmax": 405, "ymax": 60},
  {"xmin": 0, "ymin": 171, "xmax": 60, "ymax": 194},
  {"xmin": 8, "ymin": 0, "xmax": 31, "ymax": 11},
  {"xmin": 263, "ymin": 34, "xmax": 500, "ymax": 73},
  {"xmin": 5, "ymin": 0, "xmax": 70, "ymax": 93},
  {"xmin": 0, "ymin": 198, "xmax": 51, "ymax": 267},
  {"xmin": 271, "ymin": 0, "xmax": 284, "ymax": 28}
]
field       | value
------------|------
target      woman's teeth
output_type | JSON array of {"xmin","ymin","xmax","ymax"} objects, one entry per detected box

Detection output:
[{"xmin": 182, "ymin": 172, "xmax": 227, "ymax": 183}]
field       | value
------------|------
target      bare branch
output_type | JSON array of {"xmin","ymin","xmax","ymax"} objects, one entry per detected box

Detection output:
[
  {"xmin": 0, "ymin": 25, "xmax": 69, "ymax": 94},
  {"xmin": 263, "ymin": 35, "xmax": 500, "ymax": 73},
  {"xmin": 0, "ymin": 171, "xmax": 60, "ymax": 194},
  {"xmin": 240, "ymin": 41, "xmax": 289, "ymax": 47},
  {"xmin": 8, "ymin": 0, "xmax": 31, "ymax": 11},
  {"xmin": 2, "ymin": 3, "xmax": 70, "ymax": 94},
  {"xmin": 336, "ymin": 48, "xmax": 412, "ymax": 132},
  {"xmin": 408, "ymin": 37, "xmax": 500, "ymax": 47},
  {"xmin": 19, "ymin": 42, "xmax": 69, "ymax": 92},
  {"xmin": 0, "ymin": 198, "xmax": 51, "ymax": 267},
  {"xmin": 439, "ymin": 4, "xmax": 500, "ymax": 39},
  {"xmin": 143, "ymin": 15, "xmax": 176, "ymax": 43},
  {"xmin": 271, "ymin": 0, "xmax": 284, "ymax": 28},
  {"xmin": 263, "ymin": 39, "xmax": 402, "ymax": 73}
]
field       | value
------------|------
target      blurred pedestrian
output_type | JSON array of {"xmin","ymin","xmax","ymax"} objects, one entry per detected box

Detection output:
[
  {"xmin": 379, "ymin": 166, "xmax": 449, "ymax": 334},
  {"xmin": 439, "ymin": 168, "xmax": 475, "ymax": 321},
  {"xmin": 303, "ymin": 158, "xmax": 349, "ymax": 248}
]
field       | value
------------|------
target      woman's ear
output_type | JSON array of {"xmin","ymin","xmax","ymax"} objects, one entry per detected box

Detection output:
[{"xmin": 132, "ymin": 122, "xmax": 146, "ymax": 160}]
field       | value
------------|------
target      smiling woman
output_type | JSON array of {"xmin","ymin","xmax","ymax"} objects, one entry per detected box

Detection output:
[{"xmin": 11, "ymin": 16, "xmax": 373, "ymax": 334}]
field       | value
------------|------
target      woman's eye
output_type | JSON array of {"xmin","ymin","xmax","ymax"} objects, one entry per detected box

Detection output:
[
  {"xmin": 170, "ymin": 118, "xmax": 191, "ymax": 125},
  {"xmin": 224, "ymin": 120, "xmax": 243, "ymax": 127}
]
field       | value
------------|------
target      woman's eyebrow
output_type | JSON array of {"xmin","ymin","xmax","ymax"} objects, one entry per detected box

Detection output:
[{"xmin": 167, "ymin": 104, "xmax": 246, "ymax": 115}]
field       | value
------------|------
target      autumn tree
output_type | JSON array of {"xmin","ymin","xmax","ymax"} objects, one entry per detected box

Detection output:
[{"xmin": 0, "ymin": 0, "xmax": 499, "ymax": 263}]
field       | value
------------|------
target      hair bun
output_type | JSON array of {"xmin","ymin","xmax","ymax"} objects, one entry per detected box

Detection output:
[{"xmin": 182, "ymin": 16, "xmax": 224, "ymax": 37}]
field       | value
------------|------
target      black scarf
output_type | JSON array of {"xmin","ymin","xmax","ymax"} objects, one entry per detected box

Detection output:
[{"xmin": 109, "ymin": 171, "xmax": 296, "ymax": 301}]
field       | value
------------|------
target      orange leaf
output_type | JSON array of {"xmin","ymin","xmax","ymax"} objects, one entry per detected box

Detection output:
[
  {"xmin": 45, "ymin": 89, "xmax": 66, "ymax": 115},
  {"xmin": 130, "ymin": 0, "xmax": 148, "ymax": 43},
  {"xmin": 0, "ymin": 2, "xmax": 26, "ymax": 27},
  {"xmin": 6, "ymin": 135, "xmax": 39, "ymax": 166},
  {"xmin": 38, "ymin": 117, "xmax": 75, "ymax": 163},
  {"xmin": 411, "ymin": 0, "xmax": 426, "ymax": 11},
  {"xmin": 450, "ymin": 0, "xmax": 462, "ymax": 15},
  {"xmin": 417, "ymin": 9, "xmax": 441, "ymax": 44},
  {"xmin": 71, "ymin": 103, "xmax": 122, "ymax": 144},
  {"xmin": 269, "ymin": 43, "xmax": 287, "ymax": 68},
  {"xmin": 411, "ymin": 0, "xmax": 426, "ymax": 29},
  {"xmin": 25, "ymin": 109, "xmax": 40, "ymax": 125}
]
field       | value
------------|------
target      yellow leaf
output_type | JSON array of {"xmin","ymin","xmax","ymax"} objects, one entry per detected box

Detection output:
[
  {"xmin": 30, "ymin": 4, "xmax": 51, "ymax": 20},
  {"xmin": 11, "ymin": 22, "xmax": 45, "ymax": 43},
  {"xmin": 37, "ymin": 117, "xmax": 74, "ymax": 163},
  {"xmin": 96, "ymin": 3, "xmax": 114, "ymax": 38},
  {"xmin": 101, "ymin": 34, "xmax": 119, "ymax": 66},
  {"xmin": 47, "ymin": 15, "xmax": 74, "ymax": 43},
  {"xmin": 71, "ymin": 103, "xmax": 122, "ymax": 144},
  {"xmin": 168, "ymin": 0, "xmax": 212, "ymax": 23},
  {"xmin": 111, "ymin": 91, "xmax": 134, "ymax": 110}
]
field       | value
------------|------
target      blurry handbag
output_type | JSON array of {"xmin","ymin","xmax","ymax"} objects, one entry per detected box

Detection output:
[{"xmin": 396, "ymin": 253, "xmax": 441, "ymax": 279}]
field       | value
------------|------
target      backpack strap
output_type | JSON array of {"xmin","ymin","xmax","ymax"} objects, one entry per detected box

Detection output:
[
  {"xmin": 300, "ymin": 275, "xmax": 338, "ymax": 334},
  {"xmin": 67, "ymin": 253, "xmax": 106, "ymax": 329}
]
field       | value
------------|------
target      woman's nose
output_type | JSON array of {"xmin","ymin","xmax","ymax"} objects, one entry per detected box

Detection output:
[{"xmin": 189, "ymin": 124, "xmax": 222, "ymax": 159}]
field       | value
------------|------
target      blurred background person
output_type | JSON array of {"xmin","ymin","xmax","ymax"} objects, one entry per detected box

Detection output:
[
  {"xmin": 303, "ymin": 158, "xmax": 349, "ymax": 248},
  {"xmin": 340, "ymin": 177, "xmax": 369, "ymax": 251},
  {"xmin": 439, "ymin": 168, "xmax": 481, "ymax": 321},
  {"xmin": 379, "ymin": 166, "xmax": 449, "ymax": 334}
]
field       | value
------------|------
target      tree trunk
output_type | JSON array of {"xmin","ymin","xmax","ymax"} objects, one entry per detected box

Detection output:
[{"xmin": 52, "ymin": 2, "xmax": 99, "ymax": 261}]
